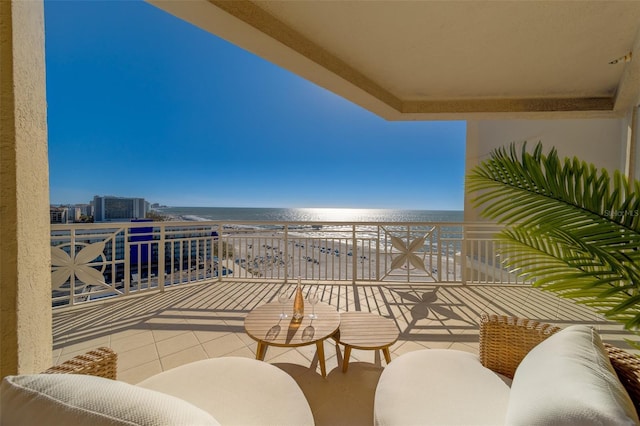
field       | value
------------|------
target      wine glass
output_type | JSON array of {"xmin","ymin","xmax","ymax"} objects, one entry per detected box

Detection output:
[
  {"xmin": 302, "ymin": 323, "xmax": 315, "ymax": 341},
  {"xmin": 307, "ymin": 287, "xmax": 319, "ymax": 319},
  {"xmin": 277, "ymin": 288, "xmax": 289, "ymax": 319}
]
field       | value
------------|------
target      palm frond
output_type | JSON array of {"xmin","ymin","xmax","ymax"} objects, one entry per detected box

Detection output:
[
  {"xmin": 467, "ymin": 142, "xmax": 640, "ymax": 333},
  {"xmin": 495, "ymin": 229, "xmax": 640, "ymax": 327},
  {"xmin": 468, "ymin": 143, "xmax": 640, "ymax": 231}
]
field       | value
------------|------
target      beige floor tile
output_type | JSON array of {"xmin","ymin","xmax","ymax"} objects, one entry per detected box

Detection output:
[
  {"xmin": 150, "ymin": 327, "xmax": 192, "ymax": 343},
  {"xmin": 269, "ymin": 347, "xmax": 316, "ymax": 369},
  {"xmin": 448, "ymin": 342, "xmax": 478, "ymax": 354},
  {"xmin": 160, "ymin": 345, "xmax": 208, "ymax": 371},
  {"xmin": 221, "ymin": 312, "xmax": 248, "ymax": 325},
  {"xmin": 244, "ymin": 340, "xmax": 258, "ymax": 356},
  {"xmin": 391, "ymin": 340, "xmax": 431, "ymax": 356},
  {"xmin": 236, "ymin": 332, "xmax": 256, "ymax": 346},
  {"xmin": 295, "ymin": 339, "xmax": 335, "ymax": 363},
  {"xmin": 183, "ymin": 313, "xmax": 225, "ymax": 324},
  {"xmin": 263, "ymin": 345, "xmax": 295, "ymax": 361},
  {"xmin": 59, "ymin": 336, "xmax": 110, "ymax": 355},
  {"xmin": 52, "ymin": 336, "xmax": 68, "ymax": 351},
  {"xmin": 145, "ymin": 315, "xmax": 189, "ymax": 325},
  {"xmin": 118, "ymin": 360, "xmax": 163, "ymax": 384},
  {"xmin": 56, "ymin": 348, "xmax": 98, "ymax": 365},
  {"xmin": 201, "ymin": 333, "xmax": 247, "ymax": 358},
  {"xmin": 109, "ymin": 326, "xmax": 151, "ymax": 342},
  {"xmin": 193, "ymin": 329, "xmax": 231, "ymax": 344},
  {"xmin": 388, "ymin": 339, "xmax": 406, "ymax": 352},
  {"xmin": 156, "ymin": 332, "xmax": 200, "ymax": 357},
  {"xmin": 51, "ymin": 348, "xmax": 62, "ymax": 365},
  {"xmin": 219, "ymin": 346, "xmax": 256, "ymax": 359},
  {"xmin": 118, "ymin": 343, "xmax": 159, "ymax": 372},
  {"xmin": 346, "ymin": 348, "xmax": 385, "ymax": 367},
  {"xmin": 322, "ymin": 353, "xmax": 340, "ymax": 375},
  {"xmin": 109, "ymin": 331, "xmax": 155, "ymax": 353}
]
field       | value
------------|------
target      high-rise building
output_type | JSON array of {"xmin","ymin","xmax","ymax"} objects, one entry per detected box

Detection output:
[
  {"xmin": 93, "ymin": 195, "xmax": 147, "ymax": 222},
  {"xmin": 50, "ymin": 207, "xmax": 68, "ymax": 224}
]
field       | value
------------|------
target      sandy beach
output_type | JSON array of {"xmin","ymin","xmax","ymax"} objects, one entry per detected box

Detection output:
[
  {"xmin": 221, "ymin": 228, "xmax": 461, "ymax": 282},
  {"xmin": 160, "ymin": 214, "xmax": 463, "ymax": 282}
]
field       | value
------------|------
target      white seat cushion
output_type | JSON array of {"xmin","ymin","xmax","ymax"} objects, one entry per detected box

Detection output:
[
  {"xmin": 1, "ymin": 373, "xmax": 220, "ymax": 425},
  {"xmin": 374, "ymin": 349, "xmax": 511, "ymax": 426},
  {"xmin": 137, "ymin": 357, "xmax": 314, "ymax": 426},
  {"xmin": 506, "ymin": 325, "xmax": 639, "ymax": 425}
]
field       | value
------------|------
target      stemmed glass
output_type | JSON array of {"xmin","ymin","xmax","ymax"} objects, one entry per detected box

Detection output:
[
  {"xmin": 277, "ymin": 288, "xmax": 289, "ymax": 319},
  {"xmin": 302, "ymin": 321, "xmax": 315, "ymax": 341},
  {"xmin": 307, "ymin": 287, "xmax": 319, "ymax": 319}
]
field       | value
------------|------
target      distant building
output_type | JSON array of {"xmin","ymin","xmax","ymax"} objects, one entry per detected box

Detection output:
[
  {"xmin": 50, "ymin": 206, "xmax": 68, "ymax": 224},
  {"xmin": 93, "ymin": 195, "xmax": 147, "ymax": 222},
  {"xmin": 71, "ymin": 203, "xmax": 93, "ymax": 222}
]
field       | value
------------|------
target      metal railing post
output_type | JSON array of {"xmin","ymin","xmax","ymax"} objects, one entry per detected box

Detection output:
[
  {"xmin": 376, "ymin": 225, "xmax": 381, "ymax": 280},
  {"xmin": 436, "ymin": 224, "xmax": 442, "ymax": 282},
  {"xmin": 216, "ymin": 223, "xmax": 222, "ymax": 282},
  {"xmin": 284, "ymin": 224, "xmax": 289, "ymax": 283},
  {"xmin": 352, "ymin": 224, "xmax": 357, "ymax": 284},
  {"xmin": 458, "ymin": 223, "xmax": 464, "ymax": 284},
  {"xmin": 158, "ymin": 224, "xmax": 165, "ymax": 292},
  {"xmin": 123, "ymin": 227, "xmax": 130, "ymax": 295},
  {"xmin": 406, "ymin": 226, "xmax": 411, "ymax": 282},
  {"xmin": 69, "ymin": 229, "xmax": 76, "ymax": 306}
]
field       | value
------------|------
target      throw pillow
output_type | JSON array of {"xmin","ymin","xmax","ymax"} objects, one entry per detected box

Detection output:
[
  {"xmin": 505, "ymin": 325, "xmax": 639, "ymax": 425},
  {"xmin": 1, "ymin": 373, "xmax": 220, "ymax": 425}
]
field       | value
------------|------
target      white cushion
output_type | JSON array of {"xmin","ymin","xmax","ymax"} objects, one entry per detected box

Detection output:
[
  {"xmin": 138, "ymin": 357, "xmax": 314, "ymax": 426},
  {"xmin": 374, "ymin": 349, "xmax": 512, "ymax": 425},
  {"xmin": 506, "ymin": 325, "xmax": 640, "ymax": 425},
  {"xmin": 1, "ymin": 373, "xmax": 220, "ymax": 425}
]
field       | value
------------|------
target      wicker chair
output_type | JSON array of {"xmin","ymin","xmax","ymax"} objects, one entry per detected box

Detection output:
[
  {"xmin": 479, "ymin": 314, "xmax": 640, "ymax": 415},
  {"xmin": 42, "ymin": 346, "xmax": 117, "ymax": 379}
]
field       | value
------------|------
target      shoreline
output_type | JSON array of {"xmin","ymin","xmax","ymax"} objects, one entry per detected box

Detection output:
[
  {"xmin": 225, "ymin": 230, "xmax": 461, "ymax": 282},
  {"xmin": 149, "ymin": 211, "xmax": 463, "ymax": 281}
]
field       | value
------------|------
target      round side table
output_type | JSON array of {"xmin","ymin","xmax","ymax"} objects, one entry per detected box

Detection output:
[
  {"xmin": 244, "ymin": 301, "xmax": 340, "ymax": 377},
  {"xmin": 333, "ymin": 311, "xmax": 400, "ymax": 373}
]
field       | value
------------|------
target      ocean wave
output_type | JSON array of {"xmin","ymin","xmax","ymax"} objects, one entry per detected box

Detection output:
[{"xmin": 181, "ymin": 215, "xmax": 209, "ymax": 221}]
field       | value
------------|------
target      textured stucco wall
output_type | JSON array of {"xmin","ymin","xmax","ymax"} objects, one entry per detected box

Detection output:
[
  {"xmin": 464, "ymin": 118, "xmax": 626, "ymax": 222},
  {"xmin": 0, "ymin": 0, "xmax": 52, "ymax": 376},
  {"xmin": 626, "ymin": 107, "xmax": 640, "ymax": 184}
]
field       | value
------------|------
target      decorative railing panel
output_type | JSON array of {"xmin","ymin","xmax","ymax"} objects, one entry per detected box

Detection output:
[{"xmin": 50, "ymin": 221, "xmax": 524, "ymax": 309}]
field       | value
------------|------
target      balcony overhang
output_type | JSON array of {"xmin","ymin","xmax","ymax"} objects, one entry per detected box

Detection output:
[{"xmin": 148, "ymin": 0, "xmax": 640, "ymax": 120}]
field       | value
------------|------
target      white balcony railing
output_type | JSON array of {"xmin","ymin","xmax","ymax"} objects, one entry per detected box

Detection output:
[{"xmin": 50, "ymin": 220, "xmax": 525, "ymax": 309}]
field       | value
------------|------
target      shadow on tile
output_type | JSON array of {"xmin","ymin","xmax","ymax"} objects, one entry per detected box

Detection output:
[{"xmin": 274, "ymin": 361, "xmax": 383, "ymax": 426}]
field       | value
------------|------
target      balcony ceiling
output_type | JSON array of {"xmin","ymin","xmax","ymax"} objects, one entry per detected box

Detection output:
[{"xmin": 149, "ymin": 0, "xmax": 640, "ymax": 120}]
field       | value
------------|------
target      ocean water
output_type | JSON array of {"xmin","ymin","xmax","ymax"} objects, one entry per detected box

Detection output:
[{"xmin": 157, "ymin": 207, "xmax": 463, "ymax": 223}]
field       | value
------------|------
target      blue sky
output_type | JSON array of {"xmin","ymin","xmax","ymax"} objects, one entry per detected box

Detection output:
[{"xmin": 45, "ymin": 0, "xmax": 466, "ymax": 210}]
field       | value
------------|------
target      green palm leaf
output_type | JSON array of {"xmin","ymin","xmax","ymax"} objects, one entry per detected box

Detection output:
[
  {"xmin": 496, "ymin": 229, "xmax": 640, "ymax": 327},
  {"xmin": 467, "ymin": 142, "xmax": 640, "ymax": 334}
]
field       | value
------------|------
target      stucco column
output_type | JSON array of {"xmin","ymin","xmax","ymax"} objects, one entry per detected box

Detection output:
[
  {"xmin": 463, "ymin": 121, "xmax": 482, "ymax": 223},
  {"xmin": 0, "ymin": 0, "xmax": 52, "ymax": 376}
]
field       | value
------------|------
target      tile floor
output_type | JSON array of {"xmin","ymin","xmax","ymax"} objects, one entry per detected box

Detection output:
[{"xmin": 52, "ymin": 281, "xmax": 638, "ymax": 425}]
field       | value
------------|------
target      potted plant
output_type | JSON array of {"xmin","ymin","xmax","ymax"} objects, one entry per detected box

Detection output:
[{"xmin": 467, "ymin": 142, "xmax": 640, "ymax": 343}]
